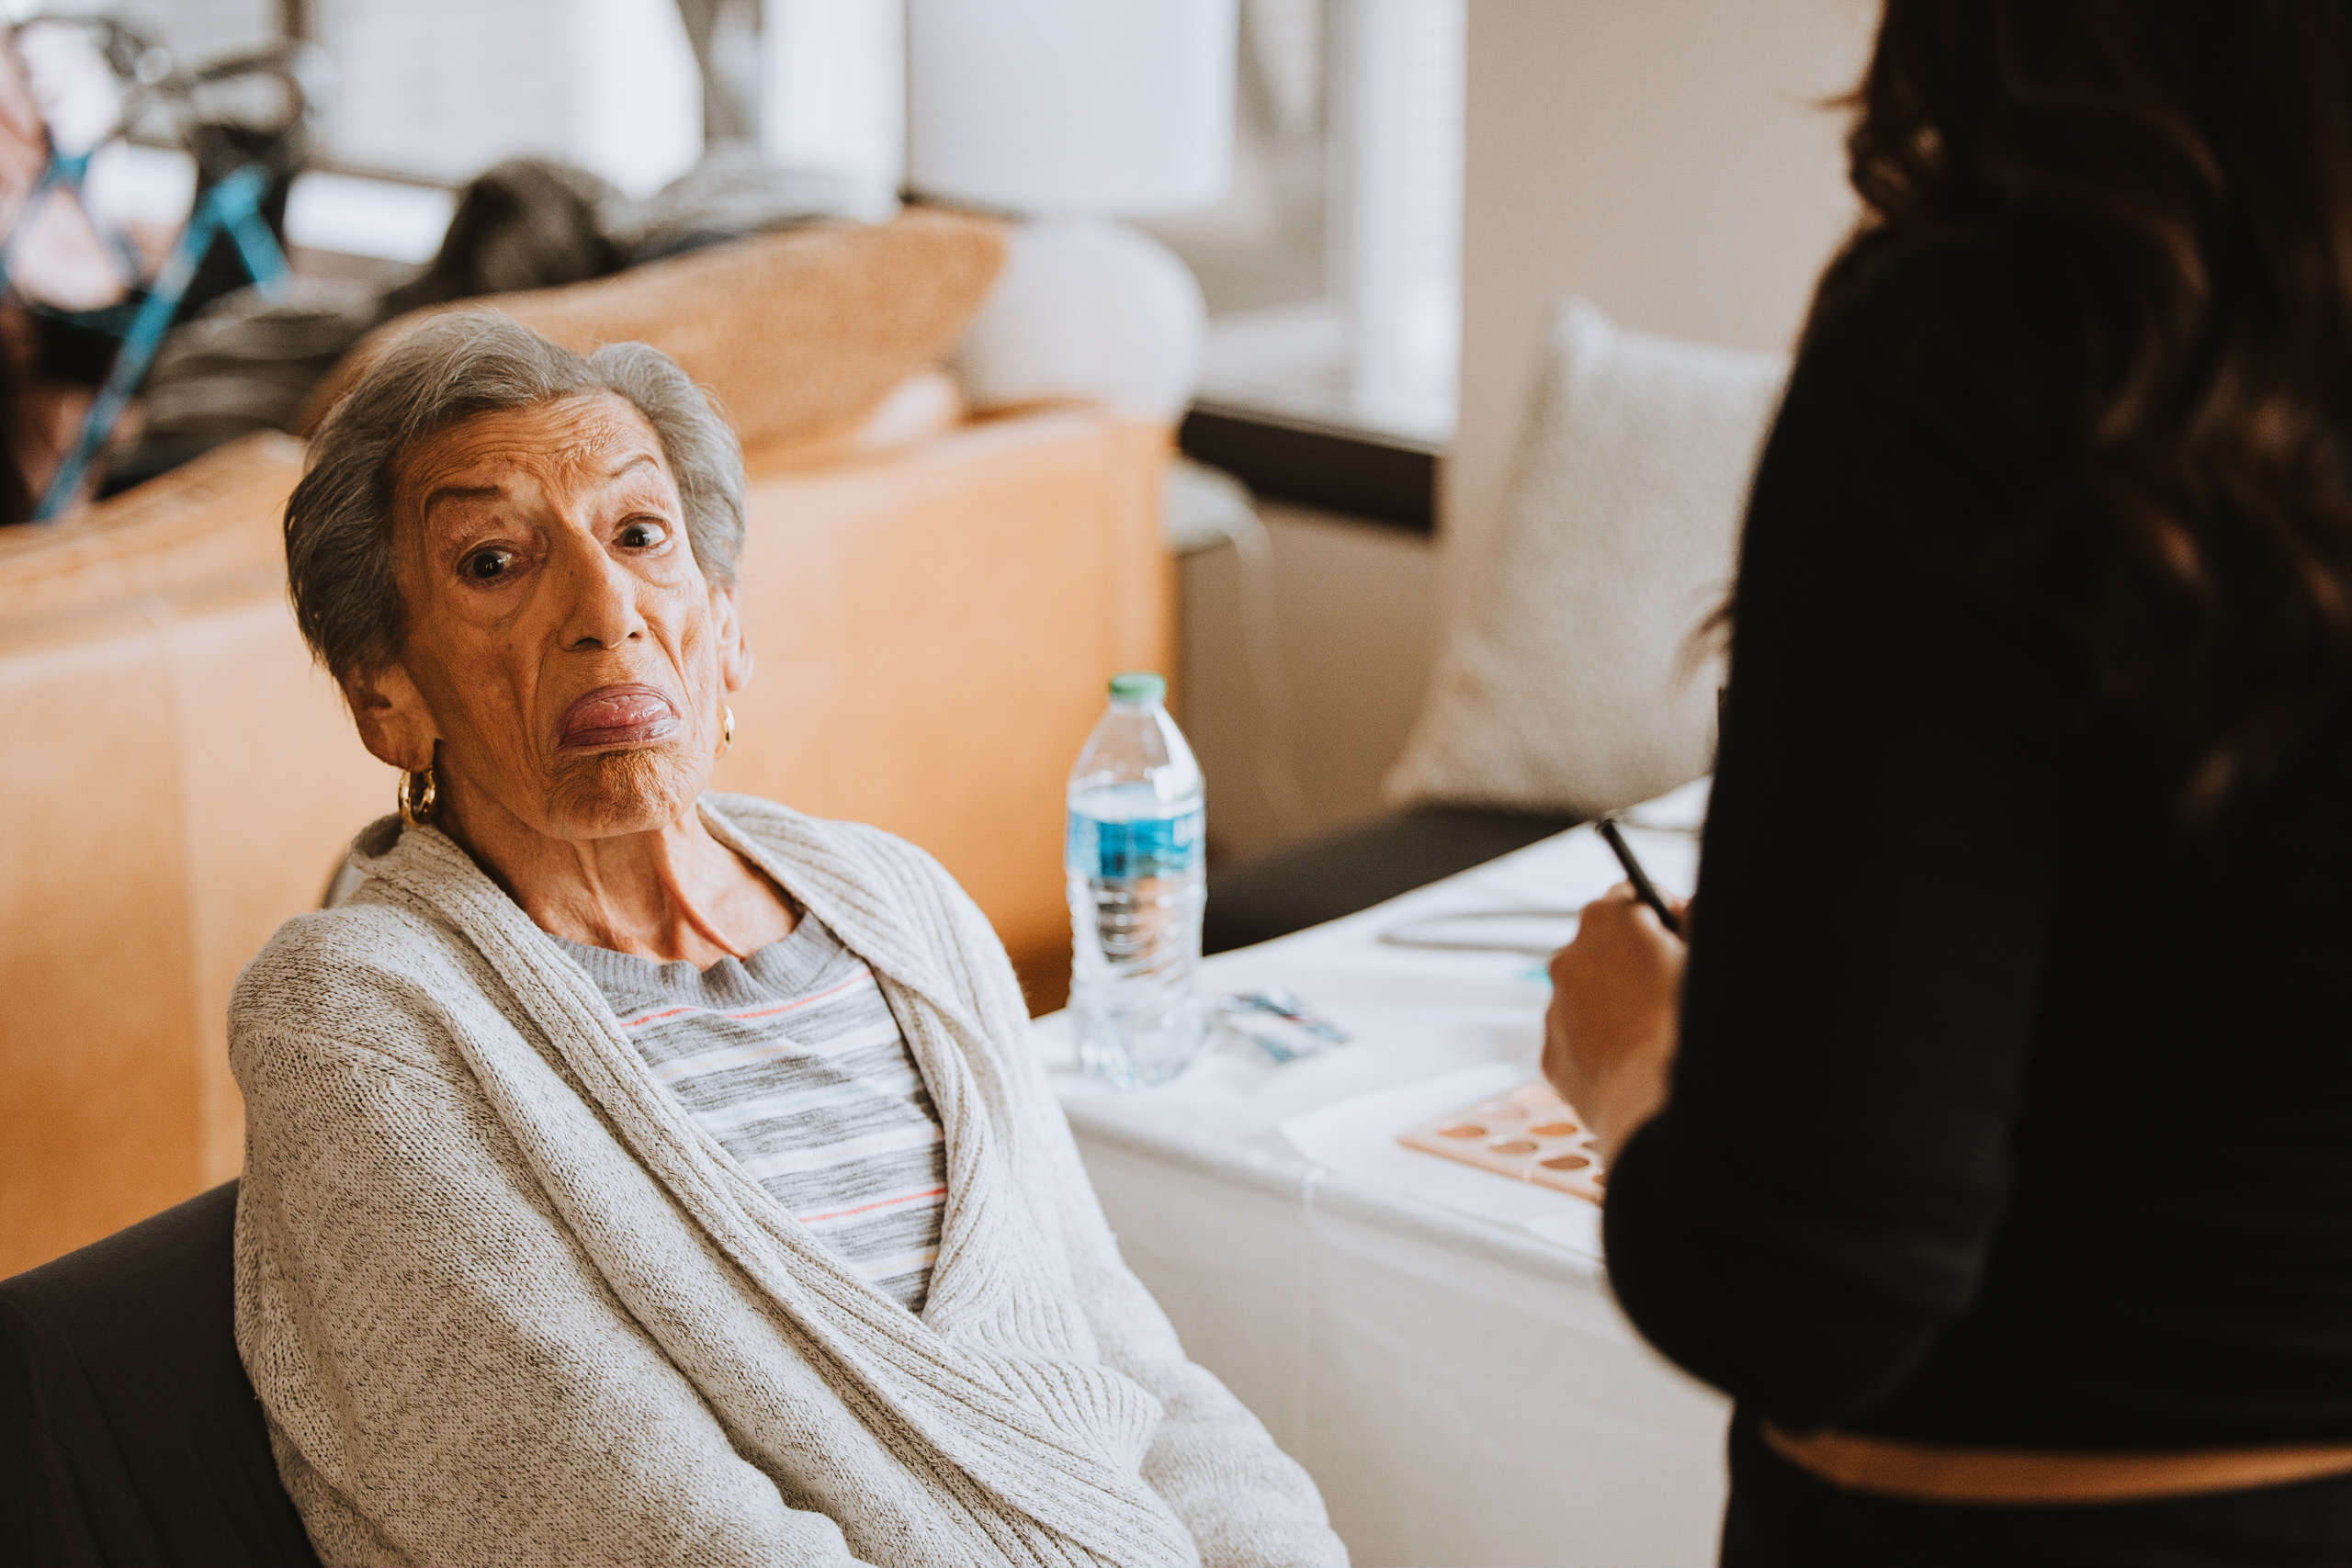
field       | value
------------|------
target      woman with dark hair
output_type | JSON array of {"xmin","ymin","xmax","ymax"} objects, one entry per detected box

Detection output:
[{"xmin": 1544, "ymin": 4, "xmax": 2352, "ymax": 1562}]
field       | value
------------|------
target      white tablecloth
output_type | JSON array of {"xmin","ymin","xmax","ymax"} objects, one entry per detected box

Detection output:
[{"xmin": 1039, "ymin": 782, "xmax": 1729, "ymax": 1568}]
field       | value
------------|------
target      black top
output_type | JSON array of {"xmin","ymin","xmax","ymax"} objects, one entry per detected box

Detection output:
[{"xmin": 1602, "ymin": 241, "xmax": 2352, "ymax": 1450}]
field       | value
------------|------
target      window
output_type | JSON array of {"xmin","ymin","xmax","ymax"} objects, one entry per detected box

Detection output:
[{"xmin": 1145, "ymin": 0, "xmax": 1464, "ymax": 448}]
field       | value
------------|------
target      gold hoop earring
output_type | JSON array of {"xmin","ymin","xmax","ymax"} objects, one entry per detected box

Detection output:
[
  {"xmin": 396, "ymin": 766, "xmax": 438, "ymax": 829},
  {"xmin": 718, "ymin": 705, "xmax": 736, "ymax": 760}
]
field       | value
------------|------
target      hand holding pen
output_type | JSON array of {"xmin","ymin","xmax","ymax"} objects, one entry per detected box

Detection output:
[
  {"xmin": 1596, "ymin": 818, "xmax": 1684, "ymax": 935},
  {"xmin": 1541, "ymin": 817, "xmax": 1690, "ymax": 1165}
]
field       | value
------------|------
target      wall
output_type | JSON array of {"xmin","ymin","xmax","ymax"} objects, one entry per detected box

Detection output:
[
  {"xmin": 1446, "ymin": 0, "xmax": 1875, "ymax": 620},
  {"xmin": 1179, "ymin": 502, "xmax": 1439, "ymax": 863}
]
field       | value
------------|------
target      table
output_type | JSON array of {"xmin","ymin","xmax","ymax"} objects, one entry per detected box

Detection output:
[{"xmin": 1038, "ymin": 781, "xmax": 1730, "ymax": 1568}]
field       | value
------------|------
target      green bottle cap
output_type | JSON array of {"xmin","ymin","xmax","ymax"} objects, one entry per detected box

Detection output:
[{"xmin": 1108, "ymin": 671, "xmax": 1166, "ymax": 705}]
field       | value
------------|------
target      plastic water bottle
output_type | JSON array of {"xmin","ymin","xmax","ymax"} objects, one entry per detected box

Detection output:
[{"xmin": 1066, "ymin": 671, "xmax": 1208, "ymax": 1087}]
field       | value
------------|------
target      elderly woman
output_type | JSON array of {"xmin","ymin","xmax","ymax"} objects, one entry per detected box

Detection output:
[{"xmin": 231, "ymin": 313, "xmax": 1345, "ymax": 1568}]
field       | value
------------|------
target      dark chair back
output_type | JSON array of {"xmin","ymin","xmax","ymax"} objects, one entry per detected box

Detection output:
[{"xmin": 0, "ymin": 1180, "xmax": 321, "ymax": 1566}]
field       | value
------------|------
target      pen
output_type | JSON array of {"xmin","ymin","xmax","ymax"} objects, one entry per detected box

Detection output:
[{"xmin": 1595, "ymin": 818, "xmax": 1685, "ymax": 936}]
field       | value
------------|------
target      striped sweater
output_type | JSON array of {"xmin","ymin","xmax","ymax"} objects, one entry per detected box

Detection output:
[
  {"xmin": 233, "ymin": 795, "xmax": 1347, "ymax": 1567},
  {"xmin": 556, "ymin": 917, "xmax": 948, "ymax": 1312}
]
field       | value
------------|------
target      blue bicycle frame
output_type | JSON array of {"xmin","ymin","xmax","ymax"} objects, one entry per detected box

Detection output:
[{"xmin": 33, "ymin": 161, "xmax": 289, "ymax": 521}]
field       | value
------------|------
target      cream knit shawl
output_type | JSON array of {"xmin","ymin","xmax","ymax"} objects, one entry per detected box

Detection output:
[{"xmin": 231, "ymin": 795, "xmax": 1344, "ymax": 1568}]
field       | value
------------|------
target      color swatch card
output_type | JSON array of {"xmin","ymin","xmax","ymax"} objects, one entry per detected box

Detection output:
[{"xmin": 1397, "ymin": 1077, "xmax": 1606, "ymax": 1203}]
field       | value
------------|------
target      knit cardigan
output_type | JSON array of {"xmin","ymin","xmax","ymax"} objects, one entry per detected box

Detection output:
[{"xmin": 231, "ymin": 795, "xmax": 1345, "ymax": 1568}]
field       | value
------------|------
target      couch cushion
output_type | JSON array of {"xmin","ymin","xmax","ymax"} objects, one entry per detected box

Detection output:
[
  {"xmin": 1385, "ymin": 299, "xmax": 1786, "ymax": 818},
  {"xmin": 304, "ymin": 209, "xmax": 1007, "ymax": 449},
  {"xmin": 0, "ymin": 1180, "xmax": 322, "ymax": 1567},
  {"xmin": 1204, "ymin": 807, "xmax": 1581, "ymax": 955}
]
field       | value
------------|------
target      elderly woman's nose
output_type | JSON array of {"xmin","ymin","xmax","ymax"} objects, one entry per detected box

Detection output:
[{"xmin": 554, "ymin": 534, "xmax": 646, "ymax": 650}]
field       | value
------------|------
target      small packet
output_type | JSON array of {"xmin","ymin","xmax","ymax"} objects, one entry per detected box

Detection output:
[{"xmin": 1216, "ymin": 988, "xmax": 1351, "ymax": 1065}]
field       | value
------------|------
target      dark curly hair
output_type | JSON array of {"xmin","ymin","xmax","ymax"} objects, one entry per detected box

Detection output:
[{"xmin": 1823, "ymin": 1, "xmax": 2352, "ymax": 819}]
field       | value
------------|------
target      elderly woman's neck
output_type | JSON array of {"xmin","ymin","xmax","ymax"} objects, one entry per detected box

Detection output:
[{"xmin": 449, "ymin": 806, "xmax": 800, "ymax": 969}]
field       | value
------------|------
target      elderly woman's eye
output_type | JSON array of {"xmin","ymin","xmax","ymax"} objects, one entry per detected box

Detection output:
[
  {"xmin": 462, "ymin": 547, "xmax": 516, "ymax": 581},
  {"xmin": 618, "ymin": 520, "xmax": 670, "ymax": 549}
]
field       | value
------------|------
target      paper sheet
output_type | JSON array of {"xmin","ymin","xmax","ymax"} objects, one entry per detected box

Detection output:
[{"xmin": 1277, "ymin": 1064, "xmax": 1605, "ymax": 1261}]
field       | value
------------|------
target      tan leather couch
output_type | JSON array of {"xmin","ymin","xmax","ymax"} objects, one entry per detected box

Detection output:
[{"xmin": 0, "ymin": 240, "xmax": 1170, "ymax": 1275}]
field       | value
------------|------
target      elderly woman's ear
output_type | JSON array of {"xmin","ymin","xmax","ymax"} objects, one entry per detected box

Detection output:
[
  {"xmin": 713, "ymin": 581, "xmax": 752, "ymax": 695},
  {"xmin": 344, "ymin": 660, "xmax": 440, "ymax": 775}
]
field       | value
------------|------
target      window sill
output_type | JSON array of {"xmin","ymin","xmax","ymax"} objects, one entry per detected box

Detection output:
[{"xmin": 1177, "ymin": 400, "xmax": 1440, "ymax": 535}]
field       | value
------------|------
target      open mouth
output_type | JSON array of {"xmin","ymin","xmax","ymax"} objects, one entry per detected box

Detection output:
[{"xmin": 558, "ymin": 683, "xmax": 683, "ymax": 750}]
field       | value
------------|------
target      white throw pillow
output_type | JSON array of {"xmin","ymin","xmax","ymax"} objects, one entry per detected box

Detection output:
[{"xmin": 1386, "ymin": 299, "xmax": 1789, "ymax": 818}]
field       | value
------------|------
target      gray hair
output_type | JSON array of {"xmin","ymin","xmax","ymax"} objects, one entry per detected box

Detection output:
[{"xmin": 285, "ymin": 312, "xmax": 746, "ymax": 682}]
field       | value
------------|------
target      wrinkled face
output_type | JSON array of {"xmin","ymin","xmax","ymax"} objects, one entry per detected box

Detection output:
[{"xmin": 360, "ymin": 393, "xmax": 748, "ymax": 841}]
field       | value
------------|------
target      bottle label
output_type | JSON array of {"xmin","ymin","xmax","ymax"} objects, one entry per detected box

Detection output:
[{"xmin": 1067, "ymin": 807, "xmax": 1204, "ymax": 879}]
